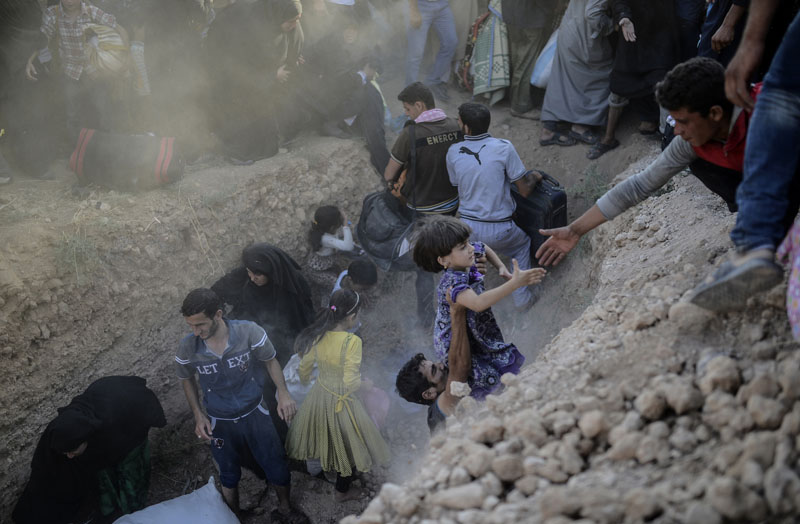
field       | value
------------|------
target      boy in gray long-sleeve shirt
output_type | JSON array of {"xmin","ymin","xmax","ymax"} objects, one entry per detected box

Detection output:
[{"xmin": 535, "ymin": 58, "xmax": 754, "ymax": 267}]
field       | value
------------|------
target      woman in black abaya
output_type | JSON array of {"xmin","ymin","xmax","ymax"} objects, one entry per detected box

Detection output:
[
  {"xmin": 211, "ymin": 243, "xmax": 315, "ymax": 441},
  {"xmin": 13, "ymin": 376, "xmax": 166, "ymax": 524}
]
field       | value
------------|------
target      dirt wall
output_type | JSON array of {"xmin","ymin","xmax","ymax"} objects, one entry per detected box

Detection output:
[
  {"xmin": 0, "ymin": 137, "xmax": 383, "ymax": 519},
  {"xmin": 344, "ymin": 159, "xmax": 800, "ymax": 524}
]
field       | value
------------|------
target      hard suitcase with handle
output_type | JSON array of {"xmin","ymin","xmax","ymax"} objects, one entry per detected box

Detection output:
[
  {"xmin": 70, "ymin": 128, "xmax": 184, "ymax": 191},
  {"xmin": 511, "ymin": 171, "xmax": 568, "ymax": 259}
]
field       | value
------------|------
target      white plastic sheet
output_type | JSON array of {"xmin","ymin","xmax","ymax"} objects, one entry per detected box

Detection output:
[{"xmin": 113, "ymin": 477, "xmax": 239, "ymax": 524}]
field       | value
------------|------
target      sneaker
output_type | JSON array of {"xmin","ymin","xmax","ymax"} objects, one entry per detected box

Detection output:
[
  {"xmin": 0, "ymin": 175, "xmax": 11, "ymax": 185},
  {"xmin": 688, "ymin": 248, "xmax": 783, "ymax": 312}
]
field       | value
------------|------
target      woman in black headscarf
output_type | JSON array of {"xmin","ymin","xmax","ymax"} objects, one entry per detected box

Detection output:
[
  {"xmin": 13, "ymin": 376, "xmax": 166, "ymax": 524},
  {"xmin": 212, "ymin": 243, "xmax": 315, "ymax": 364},
  {"xmin": 211, "ymin": 243, "xmax": 315, "ymax": 443}
]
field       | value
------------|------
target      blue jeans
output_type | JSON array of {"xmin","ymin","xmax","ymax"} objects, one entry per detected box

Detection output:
[
  {"xmin": 462, "ymin": 218, "xmax": 533, "ymax": 307},
  {"xmin": 730, "ymin": 12, "xmax": 800, "ymax": 251},
  {"xmin": 405, "ymin": 0, "xmax": 457, "ymax": 86},
  {"xmin": 210, "ymin": 406, "xmax": 290, "ymax": 488}
]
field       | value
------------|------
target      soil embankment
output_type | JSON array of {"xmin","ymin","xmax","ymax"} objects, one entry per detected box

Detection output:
[{"xmin": 344, "ymin": 160, "xmax": 800, "ymax": 524}]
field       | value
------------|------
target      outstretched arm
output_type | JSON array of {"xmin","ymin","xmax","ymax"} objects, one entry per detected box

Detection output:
[
  {"xmin": 455, "ymin": 259, "xmax": 545, "ymax": 312},
  {"xmin": 535, "ymin": 204, "xmax": 607, "ymax": 266},
  {"xmin": 438, "ymin": 298, "xmax": 470, "ymax": 415}
]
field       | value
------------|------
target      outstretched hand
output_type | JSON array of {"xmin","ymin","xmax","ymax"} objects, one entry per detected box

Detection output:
[
  {"xmin": 535, "ymin": 226, "xmax": 580, "ymax": 266},
  {"xmin": 509, "ymin": 259, "xmax": 546, "ymax": 288}
]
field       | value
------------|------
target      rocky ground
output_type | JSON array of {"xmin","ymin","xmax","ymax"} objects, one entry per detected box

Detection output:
[{"xmin": 343, "ymin": 157, "xmax": 800, "ymax": 524}]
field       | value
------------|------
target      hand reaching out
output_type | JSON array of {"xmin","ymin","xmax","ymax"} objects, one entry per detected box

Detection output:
[
  {"xmin": 535, "ymin": 226, "xmax": 580, "ymax": 266},
  {"xmin": 498, "ymin": 265, "xmax": 513, "ymax": 281},
  {"xmin": 509, "ymin": 259, "xmax": 546, "ymax": 288}
]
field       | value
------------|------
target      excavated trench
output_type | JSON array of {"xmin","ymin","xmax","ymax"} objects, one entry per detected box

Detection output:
[{"xmin": 0, "ymin": 109, "xmax": 652, "ymax": 522}]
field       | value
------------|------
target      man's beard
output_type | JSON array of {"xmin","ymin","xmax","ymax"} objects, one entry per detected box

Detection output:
[{"xmin": 204, "ymin": 318, "xmax": 220, "ymax": 339}]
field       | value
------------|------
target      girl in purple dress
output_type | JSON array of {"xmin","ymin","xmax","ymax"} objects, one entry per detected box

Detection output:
[{"xmin": 413, "ymin": 216, "xmax": 546, "ymax": 399}]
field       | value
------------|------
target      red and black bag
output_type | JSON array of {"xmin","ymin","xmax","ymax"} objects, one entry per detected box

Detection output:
[{"xmin": 70, "ymin": 128, "xmax": 184, "ymax": 191}]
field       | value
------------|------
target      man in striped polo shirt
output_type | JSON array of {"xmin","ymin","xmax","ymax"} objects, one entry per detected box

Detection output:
[{"xmin": 175, "ymin": 288, "xmax": 303, "ymax": 520}]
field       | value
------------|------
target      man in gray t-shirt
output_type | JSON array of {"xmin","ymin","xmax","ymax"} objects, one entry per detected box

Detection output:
[{"xmin": 446, "ymin": 102, "xmax": 541, "ymax": 309}]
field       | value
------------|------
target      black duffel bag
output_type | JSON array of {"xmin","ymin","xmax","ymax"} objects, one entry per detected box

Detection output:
[
  {"xmin": 357, "ymin": 190, "xmax": 417, "ymax": 272},
  {"xmin": 70, "ymin": 128, "xmax": 184, "ymax": 191},
  {"xmin": 511, "ymin": 171, "xmax": 568, "ymax": 258}
]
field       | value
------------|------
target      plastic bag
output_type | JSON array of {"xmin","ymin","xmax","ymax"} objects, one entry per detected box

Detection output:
[
  {"xmin": 530, "ymin": 29, "xmax": 558, "ymax": 88},
  {"xmin": 113, "ymin": 477, "xmax": 239, "ymax": 524},
  {"xmin": 85, "ymin": 23, "xmax": 129, "ymax": 77}
]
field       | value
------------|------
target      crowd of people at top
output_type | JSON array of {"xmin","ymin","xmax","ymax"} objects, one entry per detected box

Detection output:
[{"xmin": 8, "ymin": 0, "xmax": 800, "ymax": 522}]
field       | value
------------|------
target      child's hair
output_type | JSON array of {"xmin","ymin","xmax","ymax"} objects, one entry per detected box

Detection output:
[
  {"xmin": 396, "ymin": 353, "xmax": 435, "ymax": 405},
  {"xmin": 412, "ymin": 215, "xmax": 472, "ymax": 273},
  {"xmin": 309, "ymin": 205, "xmax": 344, "ymax": 251},
  {"xmin": 348, "ymin": 258, "xmax": 378, "ymax": 287},
  {"xmin": 293, "ymin": 289, "xmax": 361, "ymax": 356}
]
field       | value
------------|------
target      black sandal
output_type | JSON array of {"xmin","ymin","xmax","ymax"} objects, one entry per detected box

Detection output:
[
  {"xmin": 539, "ymin": 131, "xmax": 577, "ymax": 147},
  {"xmin": 568, "ymin": 129, "xmax": 599, "ymax": 145},
  {"xmin": 586, "ymin": 139, "xmax": 620, "ymax": 159}
]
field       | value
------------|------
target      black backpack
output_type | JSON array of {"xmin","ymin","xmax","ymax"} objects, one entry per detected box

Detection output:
[{"xmin": 357, "ymin": 190, "xmax": 417, "ymax": 272}]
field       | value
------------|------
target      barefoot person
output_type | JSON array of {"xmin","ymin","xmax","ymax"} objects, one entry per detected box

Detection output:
[{"xmin": 536, "ymin": 57, "xmax": 800, "ymax": 267}]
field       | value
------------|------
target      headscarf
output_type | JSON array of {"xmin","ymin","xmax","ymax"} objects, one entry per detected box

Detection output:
[
  {"xmin": 212, "ymin": 244, "xmax": 315, "ymax": 363},
  {"xmin": 264, "ymin": 0, "xmax": 302, "ymax": 26},
  {"xmin": 48, "ymin": 406, "xmax": 102, "ymax": 454},
  {"xmin": 242, "ymin": 243, "xmax": 309, "ymax": 297}
]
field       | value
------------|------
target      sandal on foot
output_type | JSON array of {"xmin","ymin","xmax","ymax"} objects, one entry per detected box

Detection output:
[
  {"xmin": 587, "ymin": 139, "xmax": 620, "ymax": 159},
  {"xmin": 688, "ymin": 253, "xmax": 783, "ymax": 312},
  {"xmin": 568, "ymin": 129, "xmax": 599, "ymax": 145},
  {"xmin": 539, "ymin": 131, "xmax": 577, "ymax": 147}
]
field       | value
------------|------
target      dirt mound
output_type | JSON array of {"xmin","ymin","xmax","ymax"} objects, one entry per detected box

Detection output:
[{"xmin": 344, "ymin": 161, "xmax": 800, "ymax": 523}]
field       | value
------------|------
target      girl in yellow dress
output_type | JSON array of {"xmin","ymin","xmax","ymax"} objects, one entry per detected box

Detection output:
[{"xmin": 286, "ymin": 289, "xmax": 390, "ymax": 501}]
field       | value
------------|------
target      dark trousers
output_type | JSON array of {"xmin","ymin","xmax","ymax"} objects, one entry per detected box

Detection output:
[
  {"xmin": 688, "ymin": 158, "xmax": 742, "ymax": 212},
  {"xmin": 63, "ymin": 75, "xmax": 111, "ymax": 142},
  {"xmin": 354, "ymin": 83, "xmax": 390, "ymax": 176}
]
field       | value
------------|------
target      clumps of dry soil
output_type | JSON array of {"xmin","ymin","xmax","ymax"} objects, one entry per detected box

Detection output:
[{"xmin": 344, "ymin": 161, "xmax": 800, "ymax": 524}]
